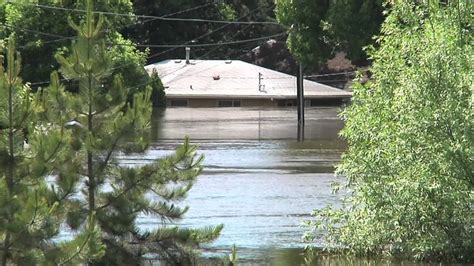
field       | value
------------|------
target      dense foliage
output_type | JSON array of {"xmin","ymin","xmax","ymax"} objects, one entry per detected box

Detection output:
[
  {"xmin": 275, "ymin": 0, "xmax": 384, "ymax": 66},
  {"xmin": 0, "ymin": 0, "xmax": 165, "ymax": 106},
  {"xmin": 1, "ymin": 0, "xmax": 132, "ymax": 83},
  {"xmin": 307, "ymin": 0, "xmax": 473, "ymax": 262}
]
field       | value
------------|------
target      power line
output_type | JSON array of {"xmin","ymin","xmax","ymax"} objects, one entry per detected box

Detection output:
[
  {"xmin": 197, "ymin": 23, "xmax": 254, "ymax": 60},
  {"xmin": 132, "ymin": 33, "xmax": 286, "ymax": 48},
  {"xmin": 111, "ymin": 33, "xmax": 285, "ymax": 72},
  {"xmin": 144, "ymin": 4, "xmax": 283, "ymax": 80},
  {"xmin": 4, "ymin": 24, "xmax": 75, "ymax": 49},
  {"xmin": 117, "ymin": 2, "xmax": 216, "ymax": 32},
  {"xmin": 28, "ymin": 33, "xmax": 285, "ymax": 86},
  {"xmin": 113, "ymin": 3, "xmax": 278, "ymax": 72},
  {"xmin": 25, "ymin": 3, "xmax": 282, "ymax": 88},
  {"xmin": 155, "ymin": 2, "xmax": 214, "ymax": 18},
  {"xmin": 119, "ymin": 2, "xmax": 215, "ymax": 40},
  {"xmin": 203, "ymin": 28, "xmax": 287, "ymax": 60},
  {"xmin": 11, "ymin": 2, "xmax": 216, "ymax": 49},
  {"xmin": 136, "ymin": 6, "xmax": 263, "ymax": 63},
  {"xmin": 2, "ymin": 24, "xmax": 73, "ymax": 40},
  {"xmin": 14, "ymin": 2, "xmax": 282, "ymax": 26},
  {"xmin": 194, "ymin": 3, "xmax": 277, "ymax": 60},
  {"xmin": 10, "ymin": 25, "xmax": 285, "ymax": 50},
  {"xmin": 314, "ymin": 79, "xmax": 353, "ymax": 83},
  {"xmin": 135, "ymin": 4, "xmax": 279, "ymax": 82},
  {"xmin": 304, "ymin": 71, "xmax": 356, "ymax": 78},
  {"xmin": 12, "ymin": 1, "xmax": 277, "ymax": 56},
  {"xmin": 19, "ymin": 37, "xmax": 74, "ymax": 48}
]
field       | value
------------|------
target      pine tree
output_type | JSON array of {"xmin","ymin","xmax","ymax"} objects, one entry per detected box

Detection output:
[
  {"xmin": 52, "ymin": 1, "xmax": 222, "ymax": 264},
  {"xmin": 0, "ymin": 36, "xmax": 72, "ymax": 265}
]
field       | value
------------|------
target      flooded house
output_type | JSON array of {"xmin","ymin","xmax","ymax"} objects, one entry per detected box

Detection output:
[{"xmin": 145, "ymin": 51, "xmax": 352, "ymax": 108}]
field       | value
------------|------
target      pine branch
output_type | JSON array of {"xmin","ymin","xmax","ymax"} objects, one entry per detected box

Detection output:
[
  {"xmin": 97, "ymin": 133, "xmax": 122, "ymax": 175},
  {"xmin": 143, "ymin": 202, "xmax": 189, "ymax": 219},
  {"xmin": 96, "ymin": 173, "xmax": 148, "ymax": 211},
  {"xmin": 6, "ymin": 190, "xmax": 40, "ymax": 250},
  {"xmin": 59, "ymin": 229, "xmax": 92, "ymax": 265}
]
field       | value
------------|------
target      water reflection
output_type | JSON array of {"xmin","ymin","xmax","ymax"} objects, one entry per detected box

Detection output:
[{"xmin": 150, "ymin": 107, "xmax": 345, "ymax": 141}]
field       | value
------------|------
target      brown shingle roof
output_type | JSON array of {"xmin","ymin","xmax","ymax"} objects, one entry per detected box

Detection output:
[{"xmin": 145, "ymin": 60, "xmax": 352, "ymax": 99}]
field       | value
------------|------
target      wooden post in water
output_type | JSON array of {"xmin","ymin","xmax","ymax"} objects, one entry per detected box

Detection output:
[{"xmin": 297, "ymin": 63, "xmax": 305, "ymax": 141}]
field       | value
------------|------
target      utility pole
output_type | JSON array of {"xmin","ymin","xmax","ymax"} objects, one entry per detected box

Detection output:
[{"xmin": 297, "ymin": 63, "xmax": 305, "ymax": 141}]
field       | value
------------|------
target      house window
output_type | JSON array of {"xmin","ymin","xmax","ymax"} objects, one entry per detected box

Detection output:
[
  {"xmin": 277, "ymin": 100, "xmax": 296, "ymax": 107},
  {"xmin": 170, "ymin": 99, "xmax": 188, "ymax": 107},
  {"xmin": 218, "ymin": 99, "xmax": 241, "ymax": 107},
  {"xmin": 310, "ymin": 99, "xmax": 343, "ymax": 106}
]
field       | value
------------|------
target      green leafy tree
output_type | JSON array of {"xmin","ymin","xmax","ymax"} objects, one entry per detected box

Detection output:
[
  {"xmin": 1, "ymin": 0, "xmax": 165, "ymax": 106},
  {"xmin": 327, "ymin": 0, "xmax": 384, "ymax": 64},
  {"xmin": 0, "ymin": 0, "xmax": 133, "ymax": 84},
  {"xmin": 50, "ymin": 1, "xmax": 221, "ymax": 264},
  {"xmin": 307, "ymin": 1, "xmax": 473, "ymax": 262},
  {"xmin": 275, "ymin": 0, "xmax": 384, "ymax": 66}
]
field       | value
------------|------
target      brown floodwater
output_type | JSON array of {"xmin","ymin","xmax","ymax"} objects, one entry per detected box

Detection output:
[{"xmin": 115, "ymin": 107, "xmax": 463, "ymax": 265}]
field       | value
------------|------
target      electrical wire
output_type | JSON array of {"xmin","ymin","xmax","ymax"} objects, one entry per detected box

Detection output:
[
  {"xmin": 112, "ymin": 2, "xmax": 216, "ymax": 32},
  {"xmin": 156, "ymin": 2, "xmax": 279, "ymax": 79},
  {"xmin": 28, "ymin": 33, "xmax": 286, "ymax": 86},
  {"xmin": 131, "ymin": 33, "xmax": 286, "ymax": 48},
  {"xmin": 130, "ymin": 6, "xmax": 278, "ymax": 83},
  {"xmin": 195, "ymin": 3, "xmax": 277, "ymax": 60},
  {"xmin": 196, "ymin": 24, "xmax": 254, "ymax": 60},
  {"xmin": 2, "ymin": 24, "xmax": 73, "ymax": 40},
  {"xmin": 12, "ymin": 2, "xmax": 217, "ymax": 49},
  {"xmin": 153, "ymin": 2, "xmax": 214, "ymax": 18},
  {"xmin": 112, "ymin": 3, "xmax": 278, "ymax": 73},
  {"xmin": 25, "ymin": 2, "xmax": 283, "ymax": 88},
  {"xmin": 20, "ymin": 1, "xmax": 277, "ymax": 73},
  {"xmin": 13, "ymin": 2, "xmax": 282, "ymax": 26},
  {"xmin": 304, "ymin": 71, "xmax": 356, "ymax": 78},
  {"xmin": 13, "ymin": 28, "xmax": 285, "ymax": 50},
  {"xmin": 313, "ymin": 79, "xmax": 353, "ymax": 83},
  {"xmin": 201, "ymin": 26, "xmax": 286, "ymax": 60}
]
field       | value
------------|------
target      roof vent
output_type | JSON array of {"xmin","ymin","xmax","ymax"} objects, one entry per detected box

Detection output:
[
  {"xmin": 185, "ymin": 47, "xmax": 191, "ymax": 64},
  {"xmin": 174, "ymin": 60, "xmax": 182, "ymax": 63},
  {"xmin": 225, "ymin": 60, "xmax": 232, "ymax": 64},
  {"xmin": 213, "ymin": 75, "xmax": 220, "ymax": 80}
]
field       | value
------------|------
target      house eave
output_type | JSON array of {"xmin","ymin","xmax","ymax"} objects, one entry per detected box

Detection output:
[{"xmin": 165, "ymin": 94, "xmax": 352, "ymax": 99}]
